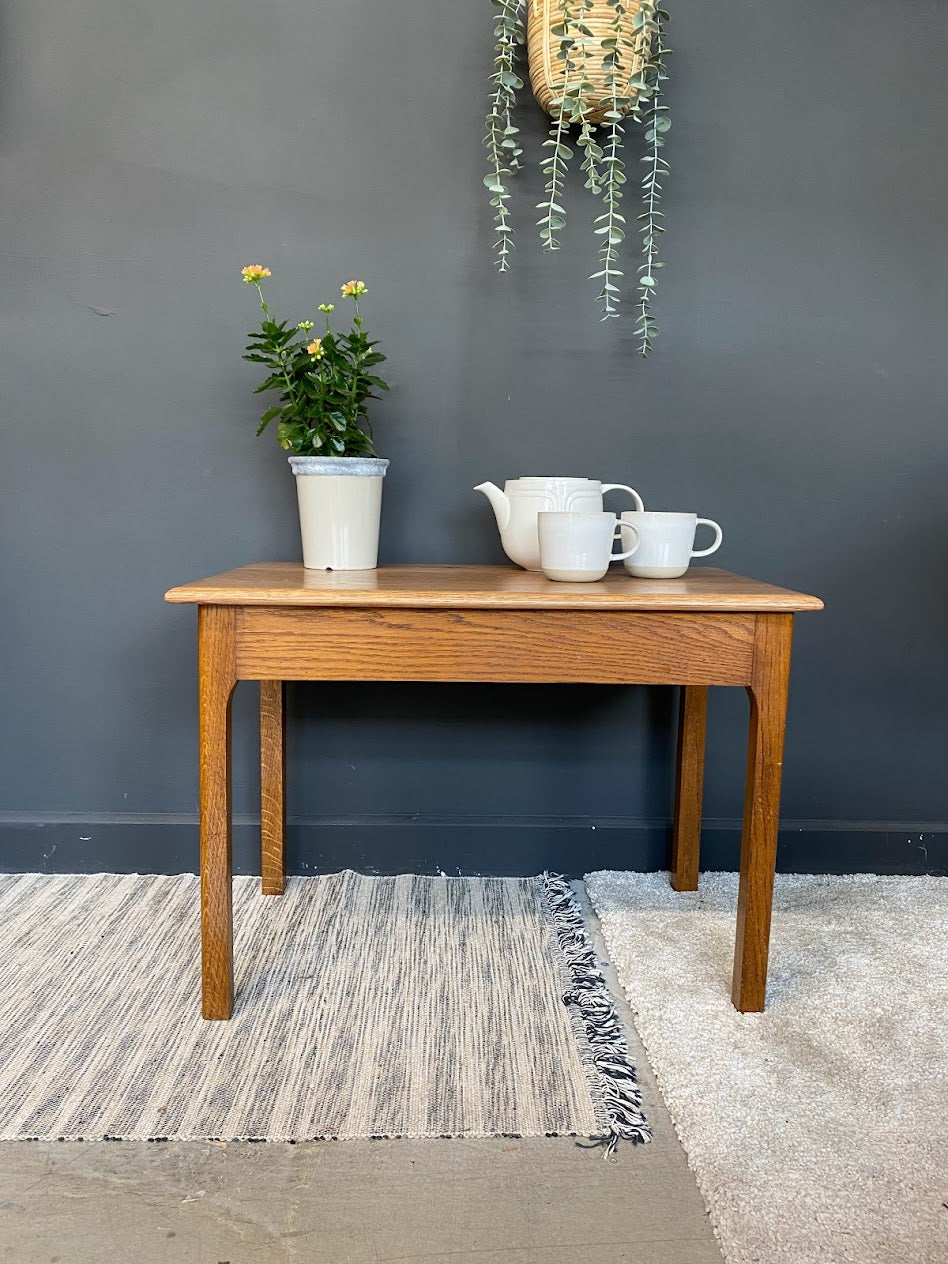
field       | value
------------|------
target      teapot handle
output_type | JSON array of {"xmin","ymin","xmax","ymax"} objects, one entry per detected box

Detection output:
[{"xmin": 601, "ymin": 484, "xmax": 645, "ymax": 513}]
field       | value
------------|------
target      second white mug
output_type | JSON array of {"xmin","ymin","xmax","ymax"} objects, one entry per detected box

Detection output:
[{"xmin": 620, "ymin": 511, "xmax": 723, "ymax": 579}]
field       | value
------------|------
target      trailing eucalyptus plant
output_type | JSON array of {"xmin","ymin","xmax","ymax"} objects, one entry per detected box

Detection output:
[
  {"xmin": 241, "ymin": 268, "xmax": 389, "ymax": 457},
  {"xmin": 484, "ymin": 1, "xmax": 526, "ymax": 270},
  {"xmin": 483, "ymin": 0, "xmax": 670, "ymax": 355}
]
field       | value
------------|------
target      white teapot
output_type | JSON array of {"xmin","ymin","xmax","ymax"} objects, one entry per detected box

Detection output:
[{"xmin": 474, "ymin": 476, "xmax": 645, "ymax": 570}]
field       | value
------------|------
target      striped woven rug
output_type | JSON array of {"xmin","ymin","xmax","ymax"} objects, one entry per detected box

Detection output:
[{"xmin": 0, "ymin": 871, "xmax": 649, "ymax": 1149}]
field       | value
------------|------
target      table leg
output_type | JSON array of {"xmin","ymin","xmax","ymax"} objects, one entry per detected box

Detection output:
[
  {"xmin": 671, "ymin": 685, "xmax": 707, "ymax": 891},
  {"xmin": 732, "ymin": 613, "xmax": 793, "ymax": 1012},
  {"xmin": 260, "ymin": 680, "xmax": 286, "ymax": 895},
  {"xmin": 199, "ymin": 605, "xmax": 237, "ymax": 1020}
]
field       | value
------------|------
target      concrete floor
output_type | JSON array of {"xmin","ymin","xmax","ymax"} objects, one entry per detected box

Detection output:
[{"xmin": 0, "ymin": 890, "xmax": 722, "ymax": 1264}]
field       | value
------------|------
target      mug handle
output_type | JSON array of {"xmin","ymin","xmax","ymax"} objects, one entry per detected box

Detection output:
[
  {"xmin": 601, "ymin": 483, "xmax": 645, "ymax": 512},
  {"xmin": 611, "ymin": 522, "xmax": 640, "ymax": 563},
  {"xmin": 691, "ymin": 518, "xmax": 723, "ymax": 558}
]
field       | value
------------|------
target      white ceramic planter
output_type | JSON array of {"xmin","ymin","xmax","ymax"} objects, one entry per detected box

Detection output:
[{"xmin": 288, "ymin": 456, "xmax": 389, "ymax": 570}]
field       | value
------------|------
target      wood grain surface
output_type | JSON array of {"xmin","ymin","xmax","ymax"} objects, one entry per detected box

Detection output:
[
  {"xmin": 166, "ymin": 564, "xmax": 824, "ymax": 613},
  {"xmin": 732, "ymin": 613, "xmax": 794, "ymax": 1012},
  {"xmin": 259, "ymin": 681, "xmax": 285, "ymax": 896},
  {"xmin": 198, "ymin": 605, "xmax": 237, "ymax": 1020},
  {"xmin": 233, "ymin": 607, "xmax": 758, "ymax": 685},
  {"xmin": 671, "ymin": 686, "xmax": 708, "ymax": 892}
]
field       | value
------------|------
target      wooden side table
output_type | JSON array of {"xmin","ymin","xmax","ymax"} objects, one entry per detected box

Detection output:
[{"xmin": 165, "ymin": 564, "xmax": 822, "ymax": 1019}]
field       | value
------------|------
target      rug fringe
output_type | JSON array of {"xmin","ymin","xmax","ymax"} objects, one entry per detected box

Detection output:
[{"xmin": 541, "ymin": 873, "xmax": 651, "ymax": 1157}]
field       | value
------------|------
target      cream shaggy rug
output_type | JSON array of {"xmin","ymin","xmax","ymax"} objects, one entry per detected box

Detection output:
[
  {"xmin": 586, "ymin": 870, "xmax": 948, "ymax": 1264},
  {"xmin": 0, "ymin": 871, "xmax": 648, "ymax": 1148}
]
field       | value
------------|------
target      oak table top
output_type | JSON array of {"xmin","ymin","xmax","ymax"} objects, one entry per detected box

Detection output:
[{"xmin": 165, "ymin": 563, "xmax": 823, "ymax": 612}]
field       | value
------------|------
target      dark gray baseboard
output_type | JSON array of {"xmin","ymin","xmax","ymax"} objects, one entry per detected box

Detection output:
[{"xmin": 0, "ymin": 813, "xmax": 944, "ymax": 877}]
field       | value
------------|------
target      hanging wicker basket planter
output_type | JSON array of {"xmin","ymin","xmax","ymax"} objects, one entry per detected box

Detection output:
[{"xmin": 527, "ymin": 0, "xmax": 650, "ymax": 125}]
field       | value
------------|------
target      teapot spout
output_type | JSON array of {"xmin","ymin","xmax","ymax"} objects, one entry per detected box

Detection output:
[{"xmin": 473, "ymin": 481, "xmax": 510, "ymax": 531}]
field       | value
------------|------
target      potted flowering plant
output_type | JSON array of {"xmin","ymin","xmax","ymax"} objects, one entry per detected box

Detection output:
[{"xmin": 241, "ymin": 266, "xmax": 390, "ymax": 570}]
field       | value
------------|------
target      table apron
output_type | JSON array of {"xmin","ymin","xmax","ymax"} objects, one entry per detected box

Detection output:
[{"xmin": 232, "ymin": 607, "xmax": 758, "ymax": 685}]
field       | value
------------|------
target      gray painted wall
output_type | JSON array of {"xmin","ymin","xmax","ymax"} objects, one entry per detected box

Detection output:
[{"xmin": 2, "ymin": 0, "xmax": 946, "ymax": 876}]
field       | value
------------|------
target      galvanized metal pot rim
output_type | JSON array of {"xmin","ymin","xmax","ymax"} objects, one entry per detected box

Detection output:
[{"xmin": 288, "ymin": 456, "xmax": 389, "ymax": 478}]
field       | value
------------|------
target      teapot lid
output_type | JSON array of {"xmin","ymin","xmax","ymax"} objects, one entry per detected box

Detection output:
[{"xmin": 509, "ymin": 475, "xmax": 597, "ymax": 485}]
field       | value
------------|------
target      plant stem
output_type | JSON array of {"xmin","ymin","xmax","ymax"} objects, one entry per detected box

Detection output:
[
  {"xmin": 538, "ymin": 0, "xmax": 580, "ymax": 252},
  {"xmin": 256, "ymin": 282, "xmax": 298, "ymax": 410},
  {"xmin": 485, "ymin": 0, "xmax": 524, "ymax": 271},
  {"xmin": 637, "ymin": 7, "xmax": 668, "ymax": 356},
  {"xmin": 592, "ymin": 0, "xmax": 628, "ymax": 317},
  {"xmin": 574, "ymin": 0, "xmax": 600, "ymax": 194},
  {"xmin": 348, "ymin": 298, "xmax": 363, "ymax": 425}
]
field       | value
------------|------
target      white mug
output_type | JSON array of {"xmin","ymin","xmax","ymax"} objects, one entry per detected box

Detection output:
[
  {"xmin": 538, "ymin": 512, "xmax": 640, "ymax": 583},
  {"xmin": 620, "ymin": 511, "xmax": 723, "ymax": 579}
]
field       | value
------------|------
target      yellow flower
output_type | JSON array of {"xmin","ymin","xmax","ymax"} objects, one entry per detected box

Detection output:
[
  {"xmin": 241, "ymin": 265, "xmax": 271, "ymax": 282},
  {"xmin": 306, "ymin": 338, "xmax": 324, "ymax": 360},
  {"xmin": 340, "ymin": 279, "xmax": 367, "ymax": 298}
]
